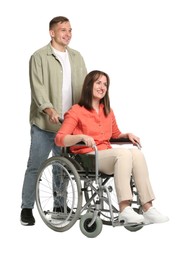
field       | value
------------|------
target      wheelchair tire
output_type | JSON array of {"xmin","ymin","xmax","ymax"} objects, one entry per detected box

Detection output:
[
  {"xmin": 36, "ymin": 156, "xmax": 82, "ymax": 232},
  {"xmin": 79, "ymin": 212, "xmax": 103, "ymax": 238}
]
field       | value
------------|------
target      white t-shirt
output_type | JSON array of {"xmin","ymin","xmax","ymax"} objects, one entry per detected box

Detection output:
[{"xmin": 53, "ymin": 48, "xmax": 72, "ymax": 117}]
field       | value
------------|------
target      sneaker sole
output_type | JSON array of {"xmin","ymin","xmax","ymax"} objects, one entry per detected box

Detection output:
[{"xmin": 20, "ymin": 220, "xmax": 35, "ymax": 226}]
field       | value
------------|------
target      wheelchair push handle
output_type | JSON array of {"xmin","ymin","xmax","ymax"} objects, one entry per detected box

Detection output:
[{"xmin": 58, "ymin": 117, "xmax": 63, "ymax": 124}]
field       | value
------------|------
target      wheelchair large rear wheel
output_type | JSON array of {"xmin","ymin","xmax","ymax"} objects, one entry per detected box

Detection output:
[{"xmin": 36, "ymin": 156, "xmax": 82, "ymax": 232}]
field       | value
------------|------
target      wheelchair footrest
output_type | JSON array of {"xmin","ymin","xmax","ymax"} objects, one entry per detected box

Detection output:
[{"xmin": 113, "ymin": 219, "xmax": 152, "ymax": 227}]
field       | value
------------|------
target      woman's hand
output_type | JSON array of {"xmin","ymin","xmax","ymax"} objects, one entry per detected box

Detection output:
[
  {"xmin": 81, "ymin": 135, "xmax": 95, "ymax": 148},
  {"xmin": 127, "ymin": 133, "xmax": 142, "ymax": 148}
]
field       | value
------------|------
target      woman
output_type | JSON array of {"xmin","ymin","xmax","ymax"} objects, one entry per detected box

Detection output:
[{"xmin": 55, "ymin": 70, "xmax": 169, "ymax": 224}]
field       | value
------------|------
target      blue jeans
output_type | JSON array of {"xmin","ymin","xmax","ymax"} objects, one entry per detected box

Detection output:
[{"xmin": 21, "ymin": 125, "xmax": 62, "ymax": 209}]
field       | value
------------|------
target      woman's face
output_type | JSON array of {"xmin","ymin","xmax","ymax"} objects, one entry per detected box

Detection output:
[{"xmin": 92, "ymin": 74, "xmax": 108, "ymax": 101}]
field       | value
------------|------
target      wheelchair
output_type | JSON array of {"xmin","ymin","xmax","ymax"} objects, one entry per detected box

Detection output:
[{"xmin": 35, "ymin": 138, "xmax": 145, "ymax": 238}]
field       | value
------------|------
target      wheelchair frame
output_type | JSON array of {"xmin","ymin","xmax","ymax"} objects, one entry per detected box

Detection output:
[{"xmin": 35, "ymin": 139, "xmax": 144, "ymax": 238}]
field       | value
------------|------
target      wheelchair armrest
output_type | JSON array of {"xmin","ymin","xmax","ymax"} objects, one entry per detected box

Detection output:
[
  {"xmin": 75, "ymin": 139, "xmax": 133, "ymax": 145},
  {"xmin": 110, "ymin": 138, "xmax": 141, "ymax": 148},
  {"xmin": 110, "ymin": 138, "xmax": 132, "ymax": 144}
]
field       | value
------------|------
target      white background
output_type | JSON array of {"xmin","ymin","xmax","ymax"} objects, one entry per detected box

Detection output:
[{"xmin": 1, "ymin": 0, "xmax": 187, "ymax": 259}]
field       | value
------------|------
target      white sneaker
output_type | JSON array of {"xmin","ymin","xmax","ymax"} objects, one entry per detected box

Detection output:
[
  {"xmin": 143, "ymin": 207, "xmax": 169, "ymax": 224},
  {"xmin": 119, "ymin": 206, "xmax": 144, "ymax": 224}
]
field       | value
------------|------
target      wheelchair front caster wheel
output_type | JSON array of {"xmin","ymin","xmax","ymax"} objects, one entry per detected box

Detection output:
[{"xmin": 79, "ymin": 212, "xmax": 102, "ymax": 238}]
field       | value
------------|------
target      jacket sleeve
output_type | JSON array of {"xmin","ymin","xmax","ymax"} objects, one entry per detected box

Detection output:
[{"xmin": 29, "ymin": 54, "xmax": 53, "ymax": 113}]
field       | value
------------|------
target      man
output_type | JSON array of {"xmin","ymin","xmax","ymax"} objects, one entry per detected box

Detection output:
[{"xmin": 21, "ymin": 16, "xmax": 87, "ymax": 226}]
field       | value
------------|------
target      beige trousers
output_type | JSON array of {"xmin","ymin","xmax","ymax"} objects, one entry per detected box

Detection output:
[{"xmin": 96, "ymin": 147, "xmax": 155, "ymax": 205}]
